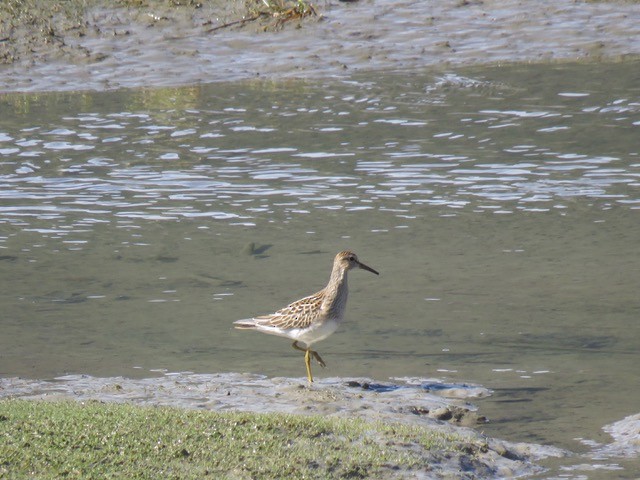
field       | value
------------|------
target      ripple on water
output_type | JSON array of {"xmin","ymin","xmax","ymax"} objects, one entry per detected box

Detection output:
[{"xmin": 1, "ymin": 63, "xmax": 639, "ymax": 237}]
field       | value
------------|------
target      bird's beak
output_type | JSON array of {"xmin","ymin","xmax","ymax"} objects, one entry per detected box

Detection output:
[{"xmin": 357, "ymin": 260, "xmax": 379, "ymax": 275}]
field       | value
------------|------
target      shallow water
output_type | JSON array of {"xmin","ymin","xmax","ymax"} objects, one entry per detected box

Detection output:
[{"xmin": 1, "ymin": 61, "xmax": 639, "ymax": 478}]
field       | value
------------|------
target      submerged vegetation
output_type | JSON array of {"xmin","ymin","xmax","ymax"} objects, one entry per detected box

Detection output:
[{"xmin": 0, "ymin": 399, "xmax": 472, "ymax": 479}]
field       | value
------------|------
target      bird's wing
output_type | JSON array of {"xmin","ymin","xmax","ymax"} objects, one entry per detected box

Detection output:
[{"xmin": 254, "ymin": 290, "xmax": 324, "ymax": 330}]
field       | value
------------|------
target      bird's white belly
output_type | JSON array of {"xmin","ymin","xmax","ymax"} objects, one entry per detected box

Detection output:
[{"xmin": 292, "ymin": 319, "xmax": 340, "ymax": 347}]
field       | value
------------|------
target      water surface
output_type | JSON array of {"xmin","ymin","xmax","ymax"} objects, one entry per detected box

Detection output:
[{"xmin": 1, "ymin": 61, "xmax": 639, "ymax": 478}]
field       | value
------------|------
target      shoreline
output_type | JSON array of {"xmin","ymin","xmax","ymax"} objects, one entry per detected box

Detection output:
[
  {"xmin": 2, "ymin": 373, "xmax": 639, "ymax": 477},
  {"xmin": 2, "ymin": 0, "xmax": 640, "ymax": 93},
  {"xmin": 0, "ymin": 397, "xmax": 537, "ymax": 479},
  {"xmin": 0, "ymin": 373, "xmax": 568, "ymax": 478}
]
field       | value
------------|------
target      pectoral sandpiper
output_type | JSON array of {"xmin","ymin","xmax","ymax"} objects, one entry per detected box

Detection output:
[{"xmin": 233, "ymin": 250, "xmax": 379, "ymax": 383}]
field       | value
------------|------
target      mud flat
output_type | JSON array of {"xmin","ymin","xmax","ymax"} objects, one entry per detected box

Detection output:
[{"xmin": 2, "ymin": 0, "xmax": 640, "ymax": 93}]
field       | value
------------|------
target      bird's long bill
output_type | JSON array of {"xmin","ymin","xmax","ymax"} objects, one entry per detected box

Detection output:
[{"xmin": 357, "ymin": 260, "xmax": 379, "ymax": 275}]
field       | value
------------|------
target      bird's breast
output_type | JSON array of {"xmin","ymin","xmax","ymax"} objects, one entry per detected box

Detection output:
[{"xmin": 295, "ymin": 318, "xmax": 340, "ymax": 347}]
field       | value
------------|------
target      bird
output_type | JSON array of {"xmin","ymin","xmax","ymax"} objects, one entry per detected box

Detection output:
[{"xmin": 233, "ymin": 250, "xmax": 379, "ymax": 383}]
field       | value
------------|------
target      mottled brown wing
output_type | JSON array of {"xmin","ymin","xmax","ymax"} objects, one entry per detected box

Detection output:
[{"xmin": 254, "ymin": 290, "xmax": 324, "ymax": 330}]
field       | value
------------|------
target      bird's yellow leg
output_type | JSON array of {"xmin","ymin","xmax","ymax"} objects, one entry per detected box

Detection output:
[
  {"xmin": 293, "ymin": 342, "xmax": 314, "ymax": 382},
  {"xmin": 292, "ymin": 341, "xmax": 324, "ymax": 382},
  {"xmin": 292, "ymin": 341, "xmax": 326, "ymax": 368},
  {"xmin": 304, "ymin": 348, "xmax": 313, "ymax": 383}
]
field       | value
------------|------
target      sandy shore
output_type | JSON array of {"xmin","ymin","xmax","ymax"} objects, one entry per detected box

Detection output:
[{"xmin": 1, "ymin": 0, "xmax": 640, "ymax": 93}]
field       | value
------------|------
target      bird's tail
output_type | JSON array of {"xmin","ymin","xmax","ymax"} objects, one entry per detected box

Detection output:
[{"xmin": 233, "ymin": 319, "xmax": 257, "ymax": 329}]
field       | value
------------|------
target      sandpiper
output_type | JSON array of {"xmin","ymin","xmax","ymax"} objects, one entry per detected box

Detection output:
[{"xmin": 233, "ymin": 250, "xmax": 379, "ymax": 383}]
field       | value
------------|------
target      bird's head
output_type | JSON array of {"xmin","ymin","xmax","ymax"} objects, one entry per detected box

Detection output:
[{"xmin": 336, "ymin": 250, "xmax": 379, "ymax": 275}]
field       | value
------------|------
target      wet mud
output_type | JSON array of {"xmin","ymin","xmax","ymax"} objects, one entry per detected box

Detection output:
[{"xmin": 2, "ymin": 0, "xmax": 640, "ymax": 92}]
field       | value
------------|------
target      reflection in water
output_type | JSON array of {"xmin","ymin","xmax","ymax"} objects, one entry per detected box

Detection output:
[{"xmin": 1, "ymin": 61, "xmax": 639, "ymax": 476}]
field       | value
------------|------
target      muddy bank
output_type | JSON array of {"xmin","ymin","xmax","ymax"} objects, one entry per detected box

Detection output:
[
  {"xmin": 2, "ymin": 0, "xmax": 640, "ymax": 93},
  {"xmin": 3, "ymin": 374, "xmax": 640, "ymax": 476},
  {"xmin": 0, "ymin": 373, "xmax": 568, "ymax": 478}
]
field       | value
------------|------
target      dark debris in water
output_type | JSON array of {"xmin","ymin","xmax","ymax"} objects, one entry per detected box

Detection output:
[
  {"xmin": 345, "ymin": 380, "xmax": 398, "ymax": 393},
  {"xmin": 344, "ymin": 379, "xmax": 488, "ymax": 394},
  {"xmin": 241, "ymin": 242, "xmax": 272, "ymax": 257}
]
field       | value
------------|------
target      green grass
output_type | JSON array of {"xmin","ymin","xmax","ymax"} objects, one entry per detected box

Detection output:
[{"xmin": 0, "ymin": 399, "xmax": 466, "ymax": 479}]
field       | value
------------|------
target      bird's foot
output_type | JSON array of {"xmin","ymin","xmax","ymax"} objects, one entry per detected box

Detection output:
[{"xmin": 311, "ymin": 350, "xmax": 326, "ymax": 368}]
